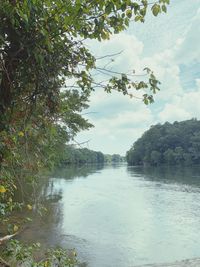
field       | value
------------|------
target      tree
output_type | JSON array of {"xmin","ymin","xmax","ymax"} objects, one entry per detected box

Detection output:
[
  {"xmin": 0, "ymin": 0, "xmax": 169, "ymax": 170},
  {"xmin": 112, "ymin": 154, "xmax": 121, "ymax": 162},
  {"xmin": 150, "ymin": 150, "xmax": 162, "ymax": 165},
  {"xmin": 174, "ymin": 147, "xmax": 184, "ymax": 164},
  {"xmin": 0, "ymin": 0, "xmax": 169, "ymax": 192},
  {"xmin": 126, "ymin": 119, "xmax": 200, "ymax": 166},
  {"xmin": 163, "ymin": 148, "xmax": 175, "ymax": 165},
  {"xmin": 0, "ymin": 1, "xmax": 169, "ymax": 262}
]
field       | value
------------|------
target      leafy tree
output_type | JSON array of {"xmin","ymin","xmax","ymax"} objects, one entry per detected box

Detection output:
[
  {"xmin": 174, "ymin": 147, "xmax": 184, "ymax": 164},
  {"xmin": 150, "ymin": 150, "xmax": 162, "ymax": 165},
  {"xmin": 163, "ymin": 148, "xmax": 175, "ymax": 165},
  {"xmin": 0, "ymin": 0, "xmax": 169, "ymax": 209},
  {"xmin": 0, "ymin": 0, "xmax": 169, "ymax": 264},
  {"xmin": 189, "ymin": 131, "xmax": 200, "ymax": 163},
  {"xmin": 60, "ymin": 147, "xmax": 111, "ymax": 165},
  {"xmin": 112, "ymin": 154, "xmax": 121, "ymax": 162},
  {"xmin": 126, "ymin": 119, "xmax": 200, "ymax": 166}
]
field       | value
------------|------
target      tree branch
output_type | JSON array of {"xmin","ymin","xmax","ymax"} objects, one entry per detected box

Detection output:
[{"xmin": 0, "ymin": 232, "xmax": 18, "ymax": 245}]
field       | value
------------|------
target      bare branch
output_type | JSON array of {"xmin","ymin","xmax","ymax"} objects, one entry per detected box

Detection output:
[
  {"xmin": 81, "ymin": 111, "xmax": 98, "ymax": 115},
  {"xmin": 71, "ymin": 139, "xmax": 91, "ymax": 148},
  {"xmin": 0, "ymin": 232, "xmax": 18, "ymax": 245},
  {"xmin": 96, "ymin": 50, "xmax": 123, "ymax": 60}
]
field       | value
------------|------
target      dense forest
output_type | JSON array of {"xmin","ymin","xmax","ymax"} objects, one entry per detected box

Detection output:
[
  {"xmin": 126, "ymin": 119, "xmax": 200, "ymax": 166},
  {"xmin": 57, "ymin": 145, "xmax": 123, "ymax": 165}
]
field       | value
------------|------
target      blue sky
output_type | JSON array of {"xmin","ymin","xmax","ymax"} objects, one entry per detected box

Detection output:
[{"xmin": 76, "ymin": 0, "xmax": 200, "ymax": 155}]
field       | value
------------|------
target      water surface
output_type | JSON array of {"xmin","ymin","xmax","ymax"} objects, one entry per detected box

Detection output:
[{"xmin": 18, "ymin": 164, "xmax": 200, "ymax": 267}]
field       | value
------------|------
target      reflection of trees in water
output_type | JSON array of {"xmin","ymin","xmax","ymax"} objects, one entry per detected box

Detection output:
[
  {"xmin": 51, "ymin": 163, "xmax": 104, "ymax": 180},
  {"xmin": 15, "ymin": 164, "xmax": 105, "ymax": 243},
  {"xmin": 15, "ymin": 163, "xmax": 104, "ymax": 205},
  {"xmin": 15, "ymin": 162, "xmax": 123, "ymax": 243},
  {"xmin": 16, "ymin": 177, "xmax": 64, "ymax": 249},
  {"xmin": 28, "ymin": 162, "xmax": 123, "ymax": 215},
  {"xmin": 108, "ymin": 162, "xmax": 126, "ymax": 169},
  {"xmin": 127, "ymin": 165, "xmax": 200, "ymax": 188},
  {"xmin": 15, "ymin": 164, "xmax": 103, "ymax": 266}
]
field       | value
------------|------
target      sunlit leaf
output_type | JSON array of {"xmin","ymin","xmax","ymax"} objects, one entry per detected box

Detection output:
[
  {"xmin": 14, "ymin": 225, "xmax": 19, "ymax": 232},
  {"xmin": 27, "ymin": 204, "xmax": 32, "ymax": 210},
  {"xmin": 0, "ymin": 185, "xmax": 6, "ymax": 193},
  {"xmin": 18, "ymin": 131, "xmax": 24, "ymax": 137}
]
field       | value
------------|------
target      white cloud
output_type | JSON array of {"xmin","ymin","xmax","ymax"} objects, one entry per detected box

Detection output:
[
  {"xmin": 87, "ymin": 32, "xmax": 144, "ymax": 73},
  {"xmin": 175, "ymin": 7, "xmax": 200, "ymax": 64},
  {"xmin": 141, "ymin": 49, "xmax": 183, "ymax": 102},
  {"xmin": 158, "ymin": 90, "xmax": 200, "ymax": 123},
  {"xmin": 89, "ymin": 108, "xmax": 153, "ymax": 135},
  {"xmin": 196, "ymin": 79, "xmax": 200, "ymax": 88},
  {"xmin": 78, "ymin": 97, "xmax": 154, "ymax": 154},
  {"xmin": 76, "ymin": 3, "xmax": 200, "ymax": 155}
]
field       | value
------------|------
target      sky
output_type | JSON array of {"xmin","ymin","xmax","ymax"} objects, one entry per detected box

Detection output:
[{"xmin": 76, "ymin": 0, "xmax": 200, "ymax": 156}]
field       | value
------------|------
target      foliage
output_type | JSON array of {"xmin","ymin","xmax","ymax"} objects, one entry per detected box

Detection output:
[
  {"xmin": 0, "ymin": 0, "xmax": 168, "ymax": 217},
  {"xmin": 0, "ymin": 0, "xmax": 169, "ymax": 264},
  {"xmin": 107, "ymin": 154, "xmax": 124, "ymax": 163},
  {"xmin": 58, "ymin": 145, "xmax": 105, "ymax": 165},
  {"xmin": 57, "ymin": 146, "xmax": 124, "ymax": 165},
  {"xmin": 126, "ymin": 119, "xmax": 200, "ymax": 166},
  {"xmin": 1, "ymin": 240, "xmax": 77, "ymax": 266}
]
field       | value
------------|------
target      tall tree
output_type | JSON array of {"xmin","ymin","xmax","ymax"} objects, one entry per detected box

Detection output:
[{"xmin": 0, "ymin": 0, "xmax": 169, "ymax": 217}]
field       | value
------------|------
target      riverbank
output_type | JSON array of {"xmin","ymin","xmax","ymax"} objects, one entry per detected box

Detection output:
[{"xmin": 137, "ymin": 258, "xmax": 200, "ymax": 267}]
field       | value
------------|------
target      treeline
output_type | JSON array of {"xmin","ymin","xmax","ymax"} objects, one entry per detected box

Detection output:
[
  {"xmin": 104, "ymin": 153, "xmax": 125, "ymax": 163},
  {"xmin": 126, "ymin": 119, "xmax": 200, "ymax": 166},
  {"xmin": 58, "ymin": 145, "xmax": 124, "ymax": 165}
]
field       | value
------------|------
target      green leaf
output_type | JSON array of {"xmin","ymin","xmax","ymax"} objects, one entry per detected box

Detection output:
[
  {"xmin": 126, "ymin": 9, "xmax": 132, "ymax": 18},
  {"xmin": 105, "ymin": 2, "xmax": 113, "ymax": 14},
  {"xmin": 135, "ymin": 15, "xmax": 141, "ymax": 22},
  {"xmin": 152, "ymin": 4, "xmax": 161, "ymax": 16},
  {"xmin": 162, "ymin": 5, "xmax": 167, "ymax": 13}
]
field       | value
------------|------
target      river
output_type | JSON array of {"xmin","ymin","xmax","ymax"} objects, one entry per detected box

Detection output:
[{"xmin": 17, "ymin": 163, "xmax": 200, "ymax": 267}]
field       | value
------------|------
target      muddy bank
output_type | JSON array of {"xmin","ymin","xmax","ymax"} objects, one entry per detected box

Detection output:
[{"xmin": 136, "ymin": 258, "xmax": 200, "ymax": 267}]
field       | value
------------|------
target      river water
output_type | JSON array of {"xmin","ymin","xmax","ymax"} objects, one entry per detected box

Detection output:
[{"xmin": 18, "ymin": 164, "xmax": 200, "ymax": 267}]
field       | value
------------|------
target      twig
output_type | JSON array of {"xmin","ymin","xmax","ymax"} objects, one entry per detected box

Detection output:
[
  {"xmin": 71, "ymin": 139, "xmax": 91, "ymax": 148},
  {"xmin": 0, "ymin": 232, "xmax": 18, "ymax": 245},
  {"xmin": 96, "ymin": 50, "xmax": 123, "ymax": 60}
]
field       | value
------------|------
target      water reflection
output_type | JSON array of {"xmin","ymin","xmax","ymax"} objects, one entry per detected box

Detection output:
[
  {"xmin": 16, "ymin": 164, "xmax": 200, "ymax": 267},
  {"xmin": 52, "ymin": 163, "xmax": 104, "ymax": 180},
  {"xmin": 127, "ymin": 165, "xmax": 200, "ymax": 189},
  {"xmin": 17, "ymin": 164, "xmax": 105, "ymax": 265}
]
